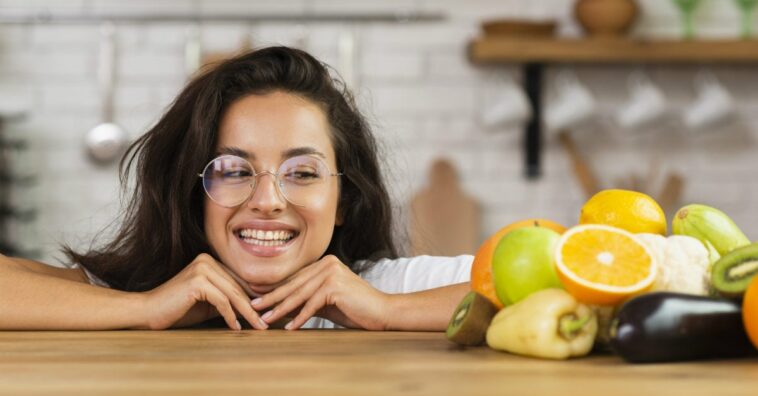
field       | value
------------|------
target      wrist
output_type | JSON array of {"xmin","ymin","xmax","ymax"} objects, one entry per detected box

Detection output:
[
  {"xmin": 380, "ymin": 284, "xmax": 471, "ymax": 332},
  {"xmin": 382, "ymin": 292, "xmax": 400, "ymax": 331},
  {"xmin": 128, "ymin": 291, "xmax": 153, "ymax": 330}
]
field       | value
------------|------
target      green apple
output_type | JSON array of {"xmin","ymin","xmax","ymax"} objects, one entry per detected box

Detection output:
[{"xmin": 492, "ymin": 227, "xmax": 563, "ymax": 306}]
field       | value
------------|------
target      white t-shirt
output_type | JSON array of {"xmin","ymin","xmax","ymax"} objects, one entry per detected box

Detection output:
[{"xmin": 74, "ymin": 255, "xmax": 474, "ymax": 329}]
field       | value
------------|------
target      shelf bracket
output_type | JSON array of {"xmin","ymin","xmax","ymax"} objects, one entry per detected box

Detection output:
[{"xmin": 524, "ymin": 63, "xmax": 543, "ymax": 179}]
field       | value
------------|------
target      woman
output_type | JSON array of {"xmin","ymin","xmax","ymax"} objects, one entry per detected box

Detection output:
[{"xmin": 0, "ymin": 46, "xmax": 471, "ymax": 331}]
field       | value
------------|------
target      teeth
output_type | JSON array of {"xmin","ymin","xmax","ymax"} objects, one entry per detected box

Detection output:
[
  {"xmin": 240, "ymin": 238, "xmax": 287, "ymax": 247},
  {"xmin": 238, "ymin": 228, "xmax": 295, "ymax": 241}
]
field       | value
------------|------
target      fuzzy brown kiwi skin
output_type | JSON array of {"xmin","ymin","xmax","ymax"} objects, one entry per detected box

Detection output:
[
  {"xmin": 446, "ymin": 291, "xmax": 499, "ymax": 346},
  {"xmin": 711, "ymin": 243, "xmax": 758, "ymax": 297}
]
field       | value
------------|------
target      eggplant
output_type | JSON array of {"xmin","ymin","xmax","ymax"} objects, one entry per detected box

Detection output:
[{"xmin": 610, "ymin": 292, "xmax": 756, "ymax": 363}]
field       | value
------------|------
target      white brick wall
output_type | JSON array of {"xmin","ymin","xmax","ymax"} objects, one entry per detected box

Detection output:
[{"xmin": 1, "ymin": 0, "xmax": 757, "ymax": 264}]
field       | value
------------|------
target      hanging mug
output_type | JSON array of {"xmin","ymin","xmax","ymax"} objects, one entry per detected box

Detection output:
[
  {"xmin": 544, "ymin": 70, "xmax": 596, "ymax": 132},
  {"xmin": 615, "ymin": 71, "xmax": 668, "ymax": 131},
  {"xmin": 480, "ymin": 76, "xmax": 532, "ymax": 130},
  {"xmin": 683, "ymin": 71, "xmax": 735, "ymax": 131}
]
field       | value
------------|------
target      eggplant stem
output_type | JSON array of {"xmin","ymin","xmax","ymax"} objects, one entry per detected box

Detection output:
[{"xmin": 559, "ymin": 314, "xmax": 591, "ymax": 340}]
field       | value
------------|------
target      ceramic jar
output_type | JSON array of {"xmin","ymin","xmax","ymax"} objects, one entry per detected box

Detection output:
[{"xmin": 575, "ymin": 0, "xmax": 639, "ymax": 37}]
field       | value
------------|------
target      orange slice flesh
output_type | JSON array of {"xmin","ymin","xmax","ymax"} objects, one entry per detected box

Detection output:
[{"xmin": 555, "ymin": 224, "xmax": 657, "ymax": 306}]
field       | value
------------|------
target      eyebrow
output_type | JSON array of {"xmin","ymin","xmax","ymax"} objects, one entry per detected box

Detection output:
[{"xmin": 216, "ymin": 146, "xmax": 327, "ymax": 160}]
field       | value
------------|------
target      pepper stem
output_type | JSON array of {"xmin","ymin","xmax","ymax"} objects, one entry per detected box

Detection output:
[{"xmin": 558, "ymin": 314, "xmax": 592, "ymax": 340}]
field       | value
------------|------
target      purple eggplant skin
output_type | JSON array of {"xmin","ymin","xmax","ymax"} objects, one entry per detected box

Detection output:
[{"xmin": 609, "ymin": 292, "xmax": 756, "ymax": 363}]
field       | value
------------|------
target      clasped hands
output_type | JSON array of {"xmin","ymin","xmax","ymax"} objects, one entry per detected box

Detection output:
[{"xmin": 141, "ymin": 253, "xmax": 392, "ymax": 331}]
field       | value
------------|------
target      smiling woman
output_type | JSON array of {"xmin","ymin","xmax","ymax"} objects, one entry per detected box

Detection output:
[
  {"xmin": 0, "ymin": 46, "xmax": 472, "ymax": 332},
  {"xmin": 204, "ymin": 93, "xmax": 344, "ymax": 293}
]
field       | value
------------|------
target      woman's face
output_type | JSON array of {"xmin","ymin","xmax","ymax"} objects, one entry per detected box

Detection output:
[{"xmin": 204, "ymin": 91, "xmax": 341, "ymax": 294}]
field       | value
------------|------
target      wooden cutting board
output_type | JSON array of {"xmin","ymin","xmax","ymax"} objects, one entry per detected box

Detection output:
[{"xmin": 409, "ymin": 159, "xmax": 480, "ymax": 256}]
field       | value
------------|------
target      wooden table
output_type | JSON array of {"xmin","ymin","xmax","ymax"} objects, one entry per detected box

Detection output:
[{"xmin": 0, "ymin": 330, "xmax": 756, "ymax": 395}]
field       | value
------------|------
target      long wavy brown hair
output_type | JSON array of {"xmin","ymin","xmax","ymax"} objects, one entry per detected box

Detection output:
[{"xmin": 65, "ymin": 46, "xmax": 398, "ymax": 292}]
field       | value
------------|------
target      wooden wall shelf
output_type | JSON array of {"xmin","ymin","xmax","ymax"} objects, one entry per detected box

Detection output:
[
  {"xmin": 470, "ymin": 38, "xmax": 758, "ymax": 64},
  {"xmin": 468, "ymin": 37, "xmax": 758, "ymax": 179}
]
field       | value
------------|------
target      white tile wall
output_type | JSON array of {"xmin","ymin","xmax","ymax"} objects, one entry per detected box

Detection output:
[{"xmin": 1, "ymin": 0, "xmax": 757, "ymax": 264}]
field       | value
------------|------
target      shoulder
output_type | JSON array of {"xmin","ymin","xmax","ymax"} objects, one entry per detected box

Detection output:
[{"xmin": 354, "ymin": 255, "xmax": 473, "ymax": 294}]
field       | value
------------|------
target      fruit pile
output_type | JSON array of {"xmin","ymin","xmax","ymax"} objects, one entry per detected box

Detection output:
[{"xmin": 447, "ymin": 189, "xmax": 758, "ymax": 363}]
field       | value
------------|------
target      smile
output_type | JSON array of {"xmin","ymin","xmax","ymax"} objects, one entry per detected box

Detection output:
[
  {"xmin": 237, "ymin": 229, "xmax": 296, "ymax": 246},
  {"xmin": 234, "ymin": 228, "xmax": 299, "ymax": 257}
]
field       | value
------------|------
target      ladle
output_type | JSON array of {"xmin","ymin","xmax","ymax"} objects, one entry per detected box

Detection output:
[{"xmin": 85, "ymin": 22, "xmax": 127, "ymax": 164}]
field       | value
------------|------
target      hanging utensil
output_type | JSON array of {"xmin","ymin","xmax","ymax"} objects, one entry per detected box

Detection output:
[
  {"xmin": 558, "ymin": 131, "xmax": 600, "ymax": 198},
  {"xmin": 657, "ymin": 172, "xmax": 685, "ymax": 216},
  {"xmin": 337, "ymin": 28, "xmax": 358, "ymax": 89},
  {"xmin": 85, "ymin": 22, "xmax": 128, "ymax": 164},
  {"xmin": 184, "ymin": 24, "xmax": 202, "ymax": 78}
]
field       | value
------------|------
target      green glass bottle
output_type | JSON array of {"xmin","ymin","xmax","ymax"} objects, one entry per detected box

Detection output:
[
  {"xmin": 735, "ymin": 0, "xmax": 758, "ymax": 38},
  {"xmin": 672, "ymin": 0, "xmax": 702, "ymax": 39}
]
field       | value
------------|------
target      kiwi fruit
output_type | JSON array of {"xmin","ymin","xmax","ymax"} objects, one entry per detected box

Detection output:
[
  {"xmin": 446, "ymin": 291, "xmax": 499, "ymax": 346},
  {"xmin": 711, "ymin": 242, "xmax": 758, "ymax": 297}
]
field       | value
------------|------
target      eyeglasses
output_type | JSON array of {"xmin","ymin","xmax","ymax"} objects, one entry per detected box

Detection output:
[{"xmin": 198, "ymin": 154, "xmax": 342, "ymax": 208}]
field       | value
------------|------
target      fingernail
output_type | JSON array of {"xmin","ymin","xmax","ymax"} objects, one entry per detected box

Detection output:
[
  {"xmin": 284, "ymin": 321, "xmax": 294, "ymax": 330},
  {"xmin": 251, "ymin": 298, "xmax": 262, "ymax": 306},
  {"xmin": 235, "ymin": 320, "xmax": 242, "ymax": 331},
  {"xmin": 258, "ymin": 318, "xmax": 269, "ymax": 329},
  {"xmin": 261, "ymin": 311, "xmax": 273, "ymax": 321}
]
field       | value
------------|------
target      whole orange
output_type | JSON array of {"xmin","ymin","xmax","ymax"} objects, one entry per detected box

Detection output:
[
  {"xmin": 470, "ymin": 219, "xmax": 567, "ymax": 308},
  {"xmin": 743, "ymin": 275, "xmax": 758, "ymax": 350}
]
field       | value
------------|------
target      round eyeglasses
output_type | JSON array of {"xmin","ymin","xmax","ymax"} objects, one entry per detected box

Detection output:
[{"xmin": 198, "ymin": 154, "xmax": 342, "ymax": 208}]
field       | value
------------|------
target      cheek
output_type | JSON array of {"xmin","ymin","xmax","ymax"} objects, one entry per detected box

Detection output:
[
  {"xmin": 301, "ymin": 186, "xmax": 340, "ymax": 252},
  {"xmin": 204, "ymin": 200, "xmax": 233, "ymax": 249}
]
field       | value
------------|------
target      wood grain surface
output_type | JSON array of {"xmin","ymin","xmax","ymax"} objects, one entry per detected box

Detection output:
[
  {"xmin": 469, "ymin": 37, "xmax": 758, "ymax": 64},
  {"xmin": 0, "ymin": 330, "xmax": 756, "ymax": 395}
]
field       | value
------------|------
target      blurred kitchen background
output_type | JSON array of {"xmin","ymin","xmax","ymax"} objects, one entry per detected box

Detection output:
[{"xmin": 1, "ymin": 0, "xmax": 758, "ymax": 264}]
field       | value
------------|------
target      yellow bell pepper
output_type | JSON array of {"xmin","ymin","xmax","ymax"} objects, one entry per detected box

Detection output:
[{"xmin": 486, "ymin": 288, "xmax": 597, "ymax": 359}]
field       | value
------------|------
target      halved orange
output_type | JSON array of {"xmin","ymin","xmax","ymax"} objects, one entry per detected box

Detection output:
[
  {"xmin": 555, "ymin": 224, "xmax": 657, "ymax": 306},
  {"xmin": 471, "ymin": 219, "xmax": 567, "ymax": 309}
]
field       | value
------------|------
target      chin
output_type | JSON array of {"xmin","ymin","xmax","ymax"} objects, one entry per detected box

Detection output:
[{"xmin": 230, "ymin": 257, "xmax": 292, "ymax": 290}]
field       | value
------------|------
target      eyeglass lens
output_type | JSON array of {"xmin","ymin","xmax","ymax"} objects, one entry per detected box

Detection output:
[{"xmin": 201, "ymin": 155, "xmax": 332, "ymax": 207}]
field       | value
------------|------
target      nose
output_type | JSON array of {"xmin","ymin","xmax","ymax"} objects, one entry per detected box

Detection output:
[{"xmin": 245, "ymin": 171, "xmax": 287, "ymax": 214}]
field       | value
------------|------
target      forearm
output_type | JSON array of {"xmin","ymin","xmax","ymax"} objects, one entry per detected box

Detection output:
[
  {"xmin": 385, "ymin": 282, "xmax": 470, "ymax": 331},
  {"xmin": 0, "ymin": 262, "xmax": 148, "ymax": 330}
]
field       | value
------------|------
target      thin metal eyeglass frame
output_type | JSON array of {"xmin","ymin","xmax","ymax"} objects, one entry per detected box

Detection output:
[{"xmin": 197, "ymin": 154, "xmax": 343, "ymax": 208}]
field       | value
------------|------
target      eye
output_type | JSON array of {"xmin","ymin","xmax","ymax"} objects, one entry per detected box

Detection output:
[
  {"xmin": 221, "ymin": 169, "xmax": 253, "ymax": 180},
  {"xmin": 284, "ymin": 167, "xmax": 320, "ymax": 181}
]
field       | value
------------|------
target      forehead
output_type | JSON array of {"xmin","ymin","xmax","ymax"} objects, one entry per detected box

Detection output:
[{"xmin": 216, "ymin": 91, "xmax": 336, "ymax": 163}]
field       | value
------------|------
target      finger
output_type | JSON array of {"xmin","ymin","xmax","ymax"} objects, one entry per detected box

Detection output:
[
  {"xmin": 251, "ymin": 257, "xmax": 329, "ymax": 310},
  {"xmin": 173, "ymin": 302, "xmax": 216, "ymax": 328},
  {"xmin": 284, "ymin": 287, "xmax": 330, "ymax": 331},
  {"xmin": 260, "ymin": 271, "xmax": 328, "ymax": 325},
  {"xmin": 205, "ymin": 267, "xmax": 268, "ymax": 330},
  {"xmin": 195, "ymin": 259, "xmax": 266, "ymax": 328},
  {"xmin": 201, "ymin": 283, "xmax": 242, "ymax": 331}
]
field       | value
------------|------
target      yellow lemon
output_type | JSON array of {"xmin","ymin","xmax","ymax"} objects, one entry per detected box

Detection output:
[{"xmin": 580, "ymin": 189, "xmax": 667, "ymax": 235}]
